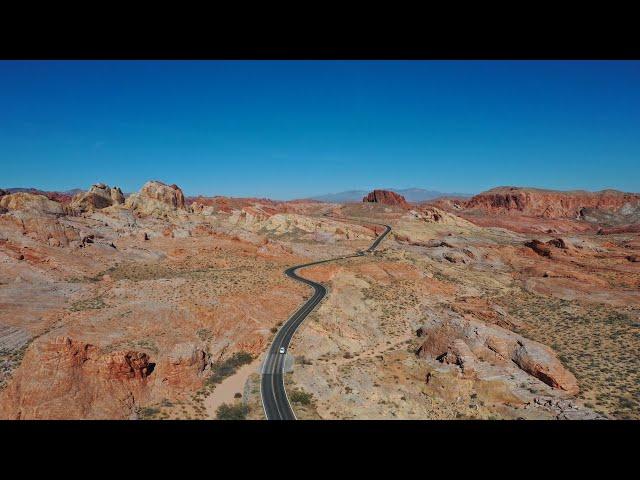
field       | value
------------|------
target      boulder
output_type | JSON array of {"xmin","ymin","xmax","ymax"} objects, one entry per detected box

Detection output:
[
  {"xmin": 546, "ymin": 237, "xmax": 569, "ymax": 249},
  {"xmin": 525, "ymin": 239, "xmax": 552, "ymax": 258}
]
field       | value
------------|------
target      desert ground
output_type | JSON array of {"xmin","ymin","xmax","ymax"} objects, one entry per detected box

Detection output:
[{"xmin": 1, "ymin": 183, "xmax": 638, "ymax": 419}]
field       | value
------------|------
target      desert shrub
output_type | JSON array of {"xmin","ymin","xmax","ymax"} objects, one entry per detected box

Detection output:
[
  {"xmin": 139, "ymin": 406, "xmax": 160, "ymax": 419},
  {"xmin": 69, "ymin": 296, "xmax": 106, "ymax": 311},
  {"xmin": 216, "ymin": 402, "xmax": 249, "ymax": 420},
  {"xmin": 196, "ymin": 328, "xmax": 213, "ymax": 342},
  {"xmin": 289, "ymin": 389, "xmax": 313, "ymax": 406}
]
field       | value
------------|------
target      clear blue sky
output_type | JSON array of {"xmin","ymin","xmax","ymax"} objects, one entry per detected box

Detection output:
[{"xmin": 2, "ymin": 60, "xmax": 639, "ymax": 199}]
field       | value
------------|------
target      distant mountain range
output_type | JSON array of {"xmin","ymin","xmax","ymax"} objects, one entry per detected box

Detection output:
[
  {"xmin": 4, "ymin": 187, "xmax": 84, "ymax": 196},
  {"xmin": 309, "ymin": 188, "xmax": 473, "ymax": 203}
]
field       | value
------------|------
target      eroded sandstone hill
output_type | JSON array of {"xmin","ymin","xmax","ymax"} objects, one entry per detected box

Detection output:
[
  {"xmin": 464, "ymin": 186, "xmax": 640, "ymax": 218},
  {"xmin": 71, "ymin": 183, "xmax": 125, "ymax": 212},
  {"xmin": 430, "ymin": 186, "xmax": 640, "ymax": 234}
]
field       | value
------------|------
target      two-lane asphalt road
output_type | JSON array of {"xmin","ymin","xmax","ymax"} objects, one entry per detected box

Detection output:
[{"xmin": 261, "ymin": 222, "xmax": 391, "ymax": 420}]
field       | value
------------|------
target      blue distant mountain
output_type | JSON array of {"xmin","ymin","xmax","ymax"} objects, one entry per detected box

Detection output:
[{"xmin": 309, "ymin": 188, "xmax": 473, "ymax": 203}]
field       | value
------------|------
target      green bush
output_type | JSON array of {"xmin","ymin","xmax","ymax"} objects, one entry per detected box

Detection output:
[
  {"xmin": 289, "ymin": 389, "xmax": 313, "ymax": 406},
  {"xmin": 216, "ymin": 402, "xmax": 249, "ymax": 420}
]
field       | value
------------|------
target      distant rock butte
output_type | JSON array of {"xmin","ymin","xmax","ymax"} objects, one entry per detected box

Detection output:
[
  {"xmin": 363, "ymin": 189, "xmax": 410, "ymax": 209},
  {"xmin": 465, "ymin": 186, "xmax": 640, "ymax": 219}
]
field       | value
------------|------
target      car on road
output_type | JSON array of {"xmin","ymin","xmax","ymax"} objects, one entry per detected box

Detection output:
[{"xmin": 279, "ymin": 347, "xmax": 286, "ymax": 354}]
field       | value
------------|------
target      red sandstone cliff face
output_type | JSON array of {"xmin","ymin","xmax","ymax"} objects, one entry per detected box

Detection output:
[
  {"xmin": 464, "ymin": 187, "xmax": 640, "ymax": 218},
  {"xmin": 363, "ymin": 190, "xmax": 410, "ymax": 209},
  {"xmin": 0, "ymin": 337, "xmax": 153, "ymax": 419}
]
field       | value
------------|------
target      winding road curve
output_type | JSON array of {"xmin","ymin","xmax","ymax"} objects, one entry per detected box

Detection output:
[{"xmin": 260, "ymin": 221, "xmax": 391, "ymax": 420}]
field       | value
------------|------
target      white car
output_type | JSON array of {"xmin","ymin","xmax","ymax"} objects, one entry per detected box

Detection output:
[{"xmin": 279, "ymin": 347, "xmax": 286, "ymax": 354}]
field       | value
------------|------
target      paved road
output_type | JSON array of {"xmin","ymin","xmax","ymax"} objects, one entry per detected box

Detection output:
[{"xmin": 261, "ymin": 222, "xmax": 391, "ymax": 420}]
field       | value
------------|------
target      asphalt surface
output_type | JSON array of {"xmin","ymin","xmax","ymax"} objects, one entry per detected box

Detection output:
[{"xmin": 261, "ymin": 222, "xmax": 391, "ymax": 420}]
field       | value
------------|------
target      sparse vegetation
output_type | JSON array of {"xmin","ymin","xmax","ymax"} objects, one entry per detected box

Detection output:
[
  {"xmin": 196, "ymin": 328, "xmax": 213, "ymax": 342},
  {"xmin": 205, "ymin": 351, "xmax": 254, "ymax": 386},
  {"xmin": 138, "ymin": 406, "xmax": 161, "ymax": 419},
  {"xmin": 216, "ymin": 402, "xmax": 249, "ymax": 420},
  {"xmin": 289, "ymin": 389, "xmax": 313, "ymax": 406},
  {"xmin": 69, "ymin": 296, "xmax": 107, "ymax": 311},
  {"xmin": 504, "ymin": 290, "xmax": 640, "ymax": 419}
]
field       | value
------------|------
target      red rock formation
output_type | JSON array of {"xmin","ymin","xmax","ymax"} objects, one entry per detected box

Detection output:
[
  {"xmin": 0, "ymin": 336, "xmax": 153, "ymax": 419},
  {"xmin": 525, "ymin": 239, "xmax": 553, "ymax": 258},
  {"xmin": 465, "ymin": 187, "xmax": 640, "ymax": 218},
  {"xmin": 160, "ymin": 343, "xmax": 208, "ymax": 389},
  {"xmin": 362, "ymin": 190, "xmax": 410, "ymax": 209}
]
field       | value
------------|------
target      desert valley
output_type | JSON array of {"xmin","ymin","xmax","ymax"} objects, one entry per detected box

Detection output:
[{"xmin": 0, "ymin": 181, "xmax": 638, "ymax": 420}]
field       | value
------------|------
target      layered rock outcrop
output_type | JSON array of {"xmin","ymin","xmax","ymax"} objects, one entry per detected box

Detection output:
[
  {"xmin": 465, "ymin": 186, "xmax": 640, "ymax": 219},
  {"xmin": 0, "ymin": 214, "xmax": 80, "ymax": 248},
  {"xmin": 125, "ymin": 181, "xmax": 187, "ymax": 216},
  {"xmin": 417, "ymin": 313, "xmax": 579, "ymax": 395},
  {"xmin": 70, "ymin": 183, "xmax": 125, "ymax": 212},
  {"xmin": 363, "ymin": 189, "xmax": 410, "ymax": 209}
]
